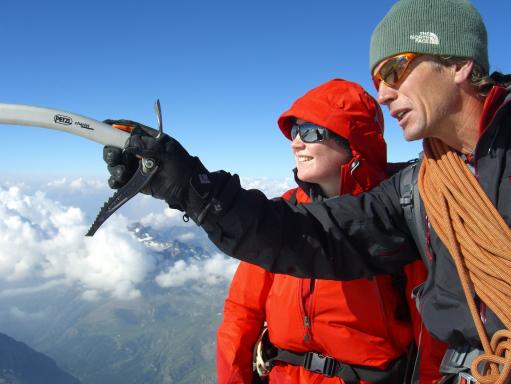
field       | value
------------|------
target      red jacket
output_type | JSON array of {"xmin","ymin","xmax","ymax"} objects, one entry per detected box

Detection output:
[
  {"xmin": 220, "ymin": 257, "xmax": 406, "ymax": 384},
  {"xmin": 216, "ymin": 79, "xmax": 446, "ymax": 383},
  {"xmin": 217, "ymin": 188, "xmax": 445, "ymax": 383}
]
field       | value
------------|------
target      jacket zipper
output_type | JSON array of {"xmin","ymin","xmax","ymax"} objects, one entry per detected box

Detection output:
[
  {"xmin": 301, "ymin": 278, "xmax": 315, "ymax": 342},
  {"xmin": 298, "ymin": 191, "xmax": 317, "ymax": 342}
]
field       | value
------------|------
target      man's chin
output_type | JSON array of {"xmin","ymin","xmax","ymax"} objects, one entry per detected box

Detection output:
[{"xmin": 402, "ymin": 128, "xmax": 423, "ymax": 142}]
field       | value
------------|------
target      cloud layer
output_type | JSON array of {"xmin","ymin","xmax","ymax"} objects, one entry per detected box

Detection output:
[
  {"xmin": 240, "ymin": 177, "xmax": 294, "ymax": 199},
  {"xmin": 0, "ymin": 175, "xmax": 291, "ymax": 300},
  {"xmin": 155, "ymin": 253, "xmax": 238, "ymax": 288},
  {"xmin": 0, "ymin": 184, "xmax": 152, "ymax": 300}
]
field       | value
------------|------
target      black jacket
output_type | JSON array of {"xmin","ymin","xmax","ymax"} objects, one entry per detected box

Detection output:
[{"xmin": 184, "ymin": 88, "xmax": 511, "ymax": 349}]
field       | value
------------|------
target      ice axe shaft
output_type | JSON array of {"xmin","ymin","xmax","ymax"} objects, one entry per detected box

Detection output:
[
  {"xmin": 0, "ymin": 101, "xmax": 165, "ymax": 236},
  {"xmin": 0, "ymin": 103, "xmax": 131, "ymax": 148}
]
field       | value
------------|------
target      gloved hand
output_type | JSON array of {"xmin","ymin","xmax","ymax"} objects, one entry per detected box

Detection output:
[{"xmin": 103, "ymin": 119, "xmax": 207, "ymax": 210}]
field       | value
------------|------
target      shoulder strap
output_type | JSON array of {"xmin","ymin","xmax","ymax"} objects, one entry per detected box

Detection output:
[{"xmin": 399, "ymin": 159, "xmax": 430, "ymax": 268}]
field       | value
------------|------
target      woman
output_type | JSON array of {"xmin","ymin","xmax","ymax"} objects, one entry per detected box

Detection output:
[{"xmin": 216, "ymin": 79, "xmax": 445, "ymax": 383}]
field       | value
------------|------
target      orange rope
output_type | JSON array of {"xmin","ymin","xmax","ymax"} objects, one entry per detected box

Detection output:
[{"xmin": 418, "ymin": 138, "xmax": 511, "ymax": 383}]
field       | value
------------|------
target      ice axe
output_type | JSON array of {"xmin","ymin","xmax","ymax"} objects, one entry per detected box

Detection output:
[{"xmin": 0, "ymin": 100, "xmax": 165, "ymax": 236}]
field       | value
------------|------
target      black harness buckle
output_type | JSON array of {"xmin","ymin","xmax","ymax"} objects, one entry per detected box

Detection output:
[{"xmin": 303, "ymin": 352, "xmax": 337, "ymax": 377}]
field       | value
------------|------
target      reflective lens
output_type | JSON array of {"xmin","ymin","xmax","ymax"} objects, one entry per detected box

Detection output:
[
  {"xmin": 290, "ymin": 123, "xmax": 333, "ymax": 143},
  {"xmin": 372, "ymin": 52, "xmax": 419, "ymax": 90}
]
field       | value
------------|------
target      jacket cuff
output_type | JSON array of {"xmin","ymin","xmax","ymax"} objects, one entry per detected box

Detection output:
[{"xmin": 182, "ymin": 168, "xmax": 241, "ymax": 226}]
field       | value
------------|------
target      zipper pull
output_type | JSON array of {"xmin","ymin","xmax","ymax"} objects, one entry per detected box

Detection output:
[{"xmin": 303, "ymin": 315, "xmax": 311, "ymax": 341}]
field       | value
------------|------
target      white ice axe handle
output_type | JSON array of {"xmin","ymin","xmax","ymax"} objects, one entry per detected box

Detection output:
[
  {"xmin": 0, "ymin": 103, "xmax": 130, "ymax": 148},
  {"xmin": 0, "ymin": 102, "xmax": 151, "ymax": 236}
]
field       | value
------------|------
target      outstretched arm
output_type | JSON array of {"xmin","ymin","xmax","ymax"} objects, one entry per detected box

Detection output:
[
  {"xmin": 195, "ymin": 174, "xmax": 419, "ymax": 279},
  {"xmin": 103, "ymin": 125, "xmax": 419, "ymax": 280}
]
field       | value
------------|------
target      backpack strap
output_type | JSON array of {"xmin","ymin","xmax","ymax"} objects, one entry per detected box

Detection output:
[
  {"xmin": 399, "ymin": 158, "xmax": 430, "ymax": 268},
  {"xmin": 398, "ymin": 158, "xmax": 430, "ymax": 384}
]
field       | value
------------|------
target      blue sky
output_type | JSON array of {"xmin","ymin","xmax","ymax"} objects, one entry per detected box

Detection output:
[{"xmin": 1, "ymin": 0, "xmax": 510, "ymax": 180}]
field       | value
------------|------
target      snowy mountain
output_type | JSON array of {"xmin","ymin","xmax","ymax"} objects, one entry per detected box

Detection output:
[{"xmin": 128, "ymin": 221, "xmax": 218, "ymax": 259}]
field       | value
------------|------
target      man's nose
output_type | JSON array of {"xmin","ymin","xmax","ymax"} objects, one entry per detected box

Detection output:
[{"xmin": 377, "ymin": 82, "xmax": 398, "ymax": 106}]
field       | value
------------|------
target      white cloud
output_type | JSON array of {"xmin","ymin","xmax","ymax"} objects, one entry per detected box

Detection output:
[
  {"xmin": 81, "ymin": 289, "xmax": 102, "ymax": 302},
  {"xmin": 239, "ymin": 177, "xmax": 294, "ymax": 199},
  {"xmin": 0, "ymin": 184, "xmax": 153, "ymax": 300},
  {"xmin": 155, "ymin": 254, "xmax": 239, "ymax": 288},
  {"xmin": 176, "ymin": 232, "xmax": 196, "ymax": 242},
  {"xmin": 0, "ymin": 174, "xmax": 294, "ymax": 298},
  {"xmin": 9, "ymin": 306, "xmax": 46, "ymax": 321},
  {"xmin": 46, "ymin": 177, "xmax": 106, "ymax": 191},
  {"xmin": 139, "ymin": 207, "xmax": 186, "ymax": 230},
  {"xmin": 0, "ymin": 279, "xmax": 67, "ymax": 298}
]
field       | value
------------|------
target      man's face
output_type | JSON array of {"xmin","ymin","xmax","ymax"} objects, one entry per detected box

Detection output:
[{"xmin": 373, "ymin": 55, "xmax": 460, "ymax": 141}]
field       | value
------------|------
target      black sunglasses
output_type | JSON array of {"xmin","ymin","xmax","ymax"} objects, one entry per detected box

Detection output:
[{"xmin": 290, "ymin": 123, "xmax": 335, "ymax": 143}]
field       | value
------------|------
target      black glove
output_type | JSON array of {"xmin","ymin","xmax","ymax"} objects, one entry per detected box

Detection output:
[{"xmin": 103, "ymin": 119, "xmax": 207, "ymax": 210}]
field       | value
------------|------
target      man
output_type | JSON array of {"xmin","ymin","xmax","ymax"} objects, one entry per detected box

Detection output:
[{"xmin": 103, "ymin": 0, "xmax": 511, "ymax": 382}]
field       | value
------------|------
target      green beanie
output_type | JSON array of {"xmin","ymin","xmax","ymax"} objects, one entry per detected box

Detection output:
[{"xmin": 370, "ymin": 0, "xmax": 488, "ymax": 74}]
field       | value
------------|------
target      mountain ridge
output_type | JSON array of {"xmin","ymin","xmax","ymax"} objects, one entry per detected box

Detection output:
[
  {"xmin": 0, "ymin": 221, "xmax": 232, "ymax": 384},
  {"xmin": 0, "ymin": 332, "xmax": 81, "ymax": 384}
]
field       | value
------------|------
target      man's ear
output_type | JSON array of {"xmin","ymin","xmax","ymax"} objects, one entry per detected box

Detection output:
[{"xmin": 454, "ymin": 60, "xmax": 474, "ymax": 84}]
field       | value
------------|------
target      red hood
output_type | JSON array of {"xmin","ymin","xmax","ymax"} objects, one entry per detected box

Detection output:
[{"xmin": 278, "ymin": 78, "xmax": 387, "ymax": 195}]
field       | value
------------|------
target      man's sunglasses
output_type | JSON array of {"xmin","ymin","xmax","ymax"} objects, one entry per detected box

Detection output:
[
  {"xmin": 372, "ymin": 52, "xmax": 419, "ymax": 90},
  {"xmin": 290, "ymin": 123, "xmax": 335, "ymax": 143}
]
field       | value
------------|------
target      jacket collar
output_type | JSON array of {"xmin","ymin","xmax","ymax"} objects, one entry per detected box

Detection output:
[
  {"xmin": 476, "ymin": 85, "xmax": 511, "ymax": 161},
  {"xmin": 479, "ymin": 85, "xmax": 507, "ymax": 135}
]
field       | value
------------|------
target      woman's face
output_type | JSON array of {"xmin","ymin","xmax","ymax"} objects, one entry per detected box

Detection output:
[{"xmin": 291, "ymin": 119, "xmax": 352, "ymax": 197}]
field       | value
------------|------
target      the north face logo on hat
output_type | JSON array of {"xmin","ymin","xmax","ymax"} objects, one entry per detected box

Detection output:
[{"xmin": 410, "ymin": 32, "xmax": 440, "ymax": 45}]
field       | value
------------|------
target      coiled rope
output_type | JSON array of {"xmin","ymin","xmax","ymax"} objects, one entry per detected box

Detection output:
[{"xmin": 418, "ymin": 137, "xmax": 511, "ymax": 384}]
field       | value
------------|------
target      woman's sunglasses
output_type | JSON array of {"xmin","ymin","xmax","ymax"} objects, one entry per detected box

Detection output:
[
  {"xmin": 290, "ymin": 123, "xmax": 335, "ymax": 143},
  {"xmin": 372, "ymin": 52, "xmax": 419, "ymax": 90}
]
